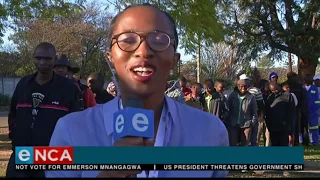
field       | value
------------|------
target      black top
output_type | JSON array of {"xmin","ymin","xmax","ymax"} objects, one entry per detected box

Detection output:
[
  {"xmin": 95, "ymin": 90, "xmax": 114, "ymax": 104},
  {"xmin": 8, "ymin": 72, "xmax": 80, "ymax": 150}
]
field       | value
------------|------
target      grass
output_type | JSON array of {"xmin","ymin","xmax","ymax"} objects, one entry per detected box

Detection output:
[
  {"xmin": 304, "ymin": 146, "xmax": 320, "ymax": 161},
  {"xmin": 229, "ymin": 171, "xmax": 320, "ymax": 178}
]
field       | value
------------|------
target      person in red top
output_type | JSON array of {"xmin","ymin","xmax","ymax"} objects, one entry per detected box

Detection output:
[
  {"xmin": 68, "ymin": 66, "xmax": 96, "ymax": 110},
  {"xmin": 54, "ymin": 54, "xmax": 96, "ymax": 110},
  {"xmin": 179, "ymin": 76, "xmax": 192, "ymax": 96}
]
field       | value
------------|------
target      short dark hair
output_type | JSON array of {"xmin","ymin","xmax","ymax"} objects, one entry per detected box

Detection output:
[
  {"xmin": 88, "ymin": 72, "xmax": 105, "ymax": 85},
  {"xmin": 281, "ymin": 81, "xmax": 289, "ymax": 87},
  {"xmin": 214, "ymin": 79, "xmax": 225, "ymax": 87},
  {"xmin": 107, "ymin": 3, "xmax": 178, "ymax": 50},
  {"xmin": 191, "ymin": 82, "xmax": 201, "ymax": 88},
  {"xmin": 204, "ymin": 79, "xmax": 214, "ymax": 88},
  {"xmin": 179, "ymin": 76, "xmax": 187, "ymax": 83},
  {"xmin": 34, "ymin": 42, "xmax": 56, "ymax": 55},
  {"xmin": 287, "ymin": 72, "xmax": 298, "ymax": 79}
]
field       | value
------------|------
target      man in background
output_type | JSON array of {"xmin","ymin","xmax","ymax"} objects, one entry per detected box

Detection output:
[
  {"xmin": 54, "ymin": 54, "xmax": 96, "ymax": 110},
  {"xmin": 203, "ymin": 79, "xmax": 229, "ymax": 124},
  {"xmin": 303, "ymin": 74, "xmax": 320, "ymax": 145},
  {"xmin": 179, "ymin": 76, "xmax": 192, "ymax": 96},
  {"xmin": 87, "ymin": 72, "xmax": 114, "ymax": 104},
  {"xmin": 287, "ymin": 72, "xmax": 309, "ymax": 146},
  {"xmin": 239, "ymin": 74, "xmax": 264, "ymax": 146},
  {"xmin": 185, "ymin": 82, "xmax": 205, "ymax": 110},
  {"xmin": 6, "ymin": 42, "xmax": 80, "ymax": 178},
  {"xmin": 266, "ymin": 82, "xmax": 294, "ymax": 146},
  {"xmin": 314, "ymin": 75, "xmax": 320, "ymax": 135},
  {"xmin": 269, "ymin": 72, "xmax": 278, "ymax": 83},
  {"xmin": 226, "ymin": 79, "xmax": 257, "ymax": 146}
]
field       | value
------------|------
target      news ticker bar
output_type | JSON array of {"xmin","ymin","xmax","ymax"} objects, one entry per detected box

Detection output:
[{"xmin": 15, "ymin": 164, "xmax": 304, "ymax": 171}]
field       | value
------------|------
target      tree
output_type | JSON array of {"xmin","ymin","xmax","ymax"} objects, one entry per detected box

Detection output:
[
  {"xmin": 109, "ymin": 0, "xmax": 225, "ymax": 55},
  {"xmin": 9, "ymin": 2, "xmax": 112, "ymax": 79},
  {"xmin": 201, "ymin": 42, "xmax": 245, "ymax": 80},
  {"xmin": 256, "ymin": 55, "xmax": 274, "ymax": 69},
  {"xmin": 0, "ymin": 0, "xmax": 85, "ymax": 43},
  {"xmin": 221, "ymin": 0, "xmax": 320, "ymax": 77}
]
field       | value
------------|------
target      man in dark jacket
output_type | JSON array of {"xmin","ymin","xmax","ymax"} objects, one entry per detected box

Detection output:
[
  {"xmin": 226, "ymin": 79, "xmax": 258, "ymax": 146},
  {"xmin": 287, "ymin": 72, "xmax": 309, "ymax": 146},
  {"xmin": 266, "ymin": 82, "xmax": 295, "ymax": 146},
  {"xmin": 203, "ymin": 79, "xmax": 229, "ymax": 124},
  {"xmin": 6, "ymin": 42, "xmax": 80, "ymax": 178}
]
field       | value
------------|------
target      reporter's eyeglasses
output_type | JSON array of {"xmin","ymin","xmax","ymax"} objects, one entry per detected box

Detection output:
[{"xmin": 110, "ymin": 31, "xmax": 175, "ymax": 52}]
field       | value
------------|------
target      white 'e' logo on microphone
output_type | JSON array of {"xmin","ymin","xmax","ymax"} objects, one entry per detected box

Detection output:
[
  {"xmin": 115, "ymin": 113, "xmax": 149, "ymax": 133},
  {"xmin": 132, "ymin": 113, "xmax": 149, "ymax": 132},
  {"xmin": 115, "ymin": 114, "xmax": 125, "ymax": 133}
]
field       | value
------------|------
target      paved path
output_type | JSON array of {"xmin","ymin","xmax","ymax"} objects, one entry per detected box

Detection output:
[{"xmin": 0, "ymin": 112, "xmax": 8, "ymax": 128}]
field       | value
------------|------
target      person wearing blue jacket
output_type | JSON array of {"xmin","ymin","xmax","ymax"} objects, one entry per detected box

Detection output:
[
  {"xmin": 46, "ymin": 3, "xmax": 229, "ymax": 178},
  {"xmin": 303, "ymin": 74, "xmax": 320, "ymax": 145}
]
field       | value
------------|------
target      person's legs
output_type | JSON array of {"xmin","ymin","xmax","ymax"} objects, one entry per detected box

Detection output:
[
  {"xmin": 250, "ymin": 122, "xmax": 258, "ymax": 146},
  {"xmin": 265, "ymin": 125, "xmax": 271, "ymax": 146},
  {"xmin": 228, "ymin": 126, "xmax": 240, "ymax": 146},
  {"xmin": 294, "ymin": 108, "xmax": 301, "ymax": 146},
  {"xmin": 241, "ymin": 127, "xmax": 252, "ymax": 146},
  {"xmin": 6, "ymin": 153, "xmax": 29, "ymax": 178},
  {"xmin": 257, "ymin": 121, "xmax": 265, "ymax": 146}
]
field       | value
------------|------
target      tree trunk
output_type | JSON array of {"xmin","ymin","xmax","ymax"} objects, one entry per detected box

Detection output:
[{"xmin": 298, "ymin": 57, "xmax": 318, "ymax": 77}]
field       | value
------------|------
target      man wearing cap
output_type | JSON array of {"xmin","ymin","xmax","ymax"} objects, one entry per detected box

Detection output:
[
  {"xmin": 239, "ymin": 74, "xmax": 265, "ymax": 146},
  {"xmin": 226, "ymin": 79, "xmax": 258, "ymax": 146},
  {"xmin": 269, "ymin": 72, "xmax": 278, "ymax": 83},
  {"xmin": 54, "ymin": 54, "xmax": 96, "ymax": 110}
]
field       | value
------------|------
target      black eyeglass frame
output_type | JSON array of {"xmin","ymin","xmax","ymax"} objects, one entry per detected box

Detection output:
[{"xmin": 110, "ymin": 30, "xmax": 176, "ymax": 52}]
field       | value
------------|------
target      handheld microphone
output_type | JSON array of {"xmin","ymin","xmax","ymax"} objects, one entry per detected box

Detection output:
[
  {"xmin": 113, "ymin": 96, "xmax": 154, "ymax": 141},
  {"xmin": 113, "ymin": 97, "xmax": 154, "ymax": 178}
]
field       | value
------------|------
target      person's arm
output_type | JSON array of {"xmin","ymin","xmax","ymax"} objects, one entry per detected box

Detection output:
[
  {"xmin": 45, "ymin": 118, "xmax": 81, "ymax": 178},
  {"xmin": 69, "ymin": 84, "xmax": 81, "ymax": 112},
  {"xmin": 221, "ymin": 96, "xmax": 229, "ymax": 121},
  {"xmin": 250, "ymin": 96, "xmax": 258, "ymax": 126},
  {"xmin": 8, "ymin": 86, "xmax": 19, "ymax": 140},
  {"xmin": 212, "ymin": 119, "xmax": 229, "ymax": 178},
  {"xmin": 287, "ymin": 94, "xmax": 295, "ymax": 136},
  {"xmin": 314, "ymin": 87, "xmax": 320, "ymax": 109},
  {"xmin": 84, "ymin": 88, "xmax": 96, "ymax": 108}
]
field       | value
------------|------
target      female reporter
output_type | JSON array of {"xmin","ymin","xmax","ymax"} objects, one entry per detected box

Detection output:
[{"xmin": 46, "ymin": 3, "xmax": 229, "ymax": 178}]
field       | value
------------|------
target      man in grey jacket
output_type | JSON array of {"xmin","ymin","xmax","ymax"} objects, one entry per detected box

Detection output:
[{"xmin": 226, "ymin": 79, "xmax": 258, "ymax": 146}]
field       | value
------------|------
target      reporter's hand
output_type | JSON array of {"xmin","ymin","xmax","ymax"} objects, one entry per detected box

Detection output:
[{"xmin": 96, "ymin": 137, "xmax": 154, "ymax": 178}]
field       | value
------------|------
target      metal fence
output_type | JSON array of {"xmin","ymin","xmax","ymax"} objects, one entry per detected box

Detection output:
[{"xmin": 0, "ymin": 77, "xmax": 21, "ymax": 97}]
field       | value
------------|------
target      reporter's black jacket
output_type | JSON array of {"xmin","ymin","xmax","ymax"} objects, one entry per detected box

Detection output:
[{"xmin": 8, "ymin": 72, "xmax": 80, "ymax": 150}]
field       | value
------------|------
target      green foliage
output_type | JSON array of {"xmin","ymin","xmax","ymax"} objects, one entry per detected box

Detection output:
[
  {"xmin": 219, "ymin": 0, "xmax": 320, "ymax": 75},
  {"xmin": 0, "ymin": 93, "xmax": 10, "ymax": 106},
  {"xmin": 112, "ymin": 0, "xmax": 224, "ymax": 55},
  {"xmin": 0, "ymin": 0, "xmax": 86, "ymax": 43}
]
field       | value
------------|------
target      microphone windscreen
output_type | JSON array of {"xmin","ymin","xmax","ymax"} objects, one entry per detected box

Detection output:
[{"xmin": 123, "ymin": 96, "xmax": 143, "ymax": 108}]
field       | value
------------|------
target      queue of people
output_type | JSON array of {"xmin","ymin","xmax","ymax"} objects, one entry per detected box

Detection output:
[
  {"xmin": 174, "ymin": 72, "xmax": 320, "ymax": 147},
  {"xmin": 6, "ymin": 43, "xmax": 116, "ymax": 178}
]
